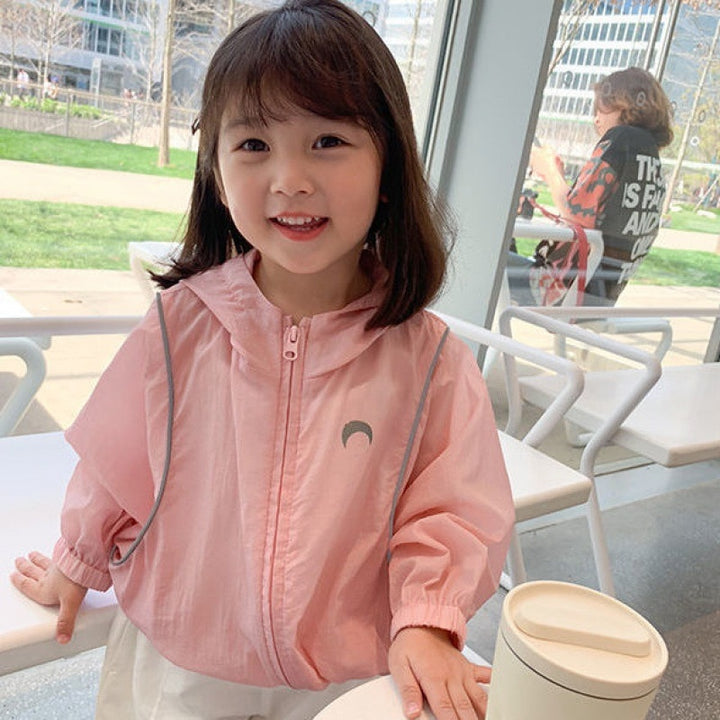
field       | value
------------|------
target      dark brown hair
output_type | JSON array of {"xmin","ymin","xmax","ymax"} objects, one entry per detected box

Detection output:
[
  {"xmin": 154, "ymin": 0, "xmax": 453, "ymax": 328},
  {"xmin": 594, "ymin": 66, "xmax": 674, "ymax": 148}
]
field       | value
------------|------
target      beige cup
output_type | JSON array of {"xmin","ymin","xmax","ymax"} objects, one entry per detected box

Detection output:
[{"xmin": 486, "ymin": 581, "xmax": 668, "ymax": 720}]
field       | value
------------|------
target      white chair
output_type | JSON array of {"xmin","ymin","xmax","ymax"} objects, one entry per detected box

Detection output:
[
  {"xmin": 433, "ymin": 312, "xmax": 609, "ymax": 593},
  {"xmin": 0, "ymin": 315, "xmax": 139, "ymax": 676},
  {"xmin": 0, "ymin": 289, "xmax": 51, "ymax": 437},
  {"xmin": 500, "ymin": 305, "xmax": 720, "ymax": 595}
]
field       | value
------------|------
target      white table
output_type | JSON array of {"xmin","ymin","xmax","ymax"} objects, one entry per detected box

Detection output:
[
  {"xmin": 313, "ymin": 648, "xmax": 490, "ymax": 720},
  {"xmin": 0, "ymin": 432, "xmax": 117, "ymax": 675}
]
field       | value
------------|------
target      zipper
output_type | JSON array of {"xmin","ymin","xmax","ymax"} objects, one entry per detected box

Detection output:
[
  {"xmin": 283, "ymin": 324, "xmax": 299, "ymax": 360},
  {"xmin": 265, "ymin": 322, "xmax": 300, "ymax": 685}
]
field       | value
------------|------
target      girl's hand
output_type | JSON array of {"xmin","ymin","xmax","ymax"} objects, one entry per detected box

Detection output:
[
  {"xmin": 388, "ymin": 627, "xmax": 491, "ymax": 720},
  {"xmin": 10, "ymin": 551, "xmax": 87, "ymax": 644}
]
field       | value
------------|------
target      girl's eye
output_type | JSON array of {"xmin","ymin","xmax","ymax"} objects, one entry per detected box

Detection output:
[
  {"xmin": 314, "ymin": 135, "xmax": 345, "ymax": 149},
  {"xmin": 239, "ymin": 138, "xmax": 268, "ymax": 152}
]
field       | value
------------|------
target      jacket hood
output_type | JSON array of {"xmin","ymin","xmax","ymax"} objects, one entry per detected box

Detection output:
[{"xmin": 177, "ymin": 249, "xmax": 392, "ymax": 376}]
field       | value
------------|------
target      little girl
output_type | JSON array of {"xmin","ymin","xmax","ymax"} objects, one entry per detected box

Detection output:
[{"xmin": 11, "ymin": 1, "xmax": 513, "ymax": 718}]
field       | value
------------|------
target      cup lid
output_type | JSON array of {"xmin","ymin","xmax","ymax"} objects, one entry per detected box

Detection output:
[{"xmin": 500, "ymin": 581, "xmax": 668, "ymax": 699}]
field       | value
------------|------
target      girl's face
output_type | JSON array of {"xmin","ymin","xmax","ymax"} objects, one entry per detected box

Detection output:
[{"xmin": 215, "ymin": 105, "xmax": 382, "ymax": 287}]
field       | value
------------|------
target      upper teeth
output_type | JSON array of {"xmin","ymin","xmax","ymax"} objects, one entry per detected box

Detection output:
[{"xmin": 275, "ymin": 216, "xmax": 321, "ymax": 226}]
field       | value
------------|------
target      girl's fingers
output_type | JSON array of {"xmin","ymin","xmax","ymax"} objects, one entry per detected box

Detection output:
[
  {"xmin": 28, "ymin": 551, "xmax": 52, "ymax": 570},
  {"xmin": 464, "ymin": 677, "xmax": 488, "ymax": 718},
  {"xmin": 472, "ymin": 665, "xmax": 492, "ymax": 685},
  {"xmin": 389, "ymin": 656, "xmax": 424, "ymax": 719},
  {"xmin": 14, "ymin": 555, "xmax": 46, "ymax": 582},
  {"xmin": 9, "ymin": 568, "xmax": 46, "ymax": 604}
]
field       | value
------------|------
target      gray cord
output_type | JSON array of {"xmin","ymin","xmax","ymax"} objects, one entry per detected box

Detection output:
[
  {"xmin": 386, "ymin": 326, "xmax": 449, "ymax": 562},
  {"xmin": 110, "ymin": 292, "xmax": 175, "ymax": 566}
]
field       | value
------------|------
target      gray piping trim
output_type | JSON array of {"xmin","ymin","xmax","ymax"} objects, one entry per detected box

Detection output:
[
  {"xmin": 387, "ymin": 326, "xmax": 450, "ymax": 562},
  {"xmin": 110, "ymin": 292, "xmax": 175, "ymax": 566}
]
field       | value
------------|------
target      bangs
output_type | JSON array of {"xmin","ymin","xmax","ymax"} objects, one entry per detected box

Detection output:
[{"xmin": 212, "ymin": 4, "xmax": 385, "ymax": 133}]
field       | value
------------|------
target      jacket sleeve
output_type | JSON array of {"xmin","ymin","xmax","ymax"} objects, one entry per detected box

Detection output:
[
  {"xmin": 52, "ymin": 307, "xmax": 161, "ymax": 591},
  {"xmin": 388, "ymin": 334, "xmax": 514, "ymax": 649},
  {"xmin": 566, "ymin": 141, "xmax": 619, "ymax": 229}
]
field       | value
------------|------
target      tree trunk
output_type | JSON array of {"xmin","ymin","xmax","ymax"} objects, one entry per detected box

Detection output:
[
  {"xmin": 158, "ymin": 0, "xmax": 176, "ymax": 167},
  {"xmin": 227, "ymin": 0, "xmax": 237, "ymax": 34}
]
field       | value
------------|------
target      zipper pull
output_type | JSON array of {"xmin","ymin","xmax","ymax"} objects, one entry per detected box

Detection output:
[{"xmin": 283, "ymin": 325, "xmax": 299, "ymax": 361}]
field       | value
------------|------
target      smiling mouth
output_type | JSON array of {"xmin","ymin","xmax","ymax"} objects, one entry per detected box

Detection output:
[{"xmin": 271, "ymin": 215, "xmax": 327, "ymax": 231}]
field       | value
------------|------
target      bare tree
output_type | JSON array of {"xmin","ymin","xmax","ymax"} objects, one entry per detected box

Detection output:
[
  {"xmin": 662, "ymin": 9, "xmax": 720, "ymax": 212},
  {"xmin": 0, "ymin": 2, "xmax": 28, "ymax": 82},
  {"xmin": 121, "ymin": 1, "xmax": 163, "ymax": 102},
  {"xmin": 11, "ymin": 0, "xmax": 82, "ymax": 87},
  {"xmin": 158, "ymin": 0, "xmax": 177, "ymax": 167},
  {"xmin": 547, "ymin": 0, "xmax": 605, "ymax": 78}
]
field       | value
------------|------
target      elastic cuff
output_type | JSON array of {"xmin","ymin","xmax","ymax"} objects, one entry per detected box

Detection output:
[
  {"xmin": 391, "ymin": 603, "xmax": 466, "ymax": 650},
  {"xmin": 53, "ymin": 538, "xmax": 112, "ymax": 592}
]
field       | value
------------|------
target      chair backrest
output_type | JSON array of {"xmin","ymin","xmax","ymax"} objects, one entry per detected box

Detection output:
[{"xmin": 431, "ymin": 310, "xmax": 584, "ymax": 446}]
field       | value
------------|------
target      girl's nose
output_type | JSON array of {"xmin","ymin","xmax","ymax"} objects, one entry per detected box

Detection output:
[{"xmin": 270, "ymin": 158, "xmax": 315, "ymax": 196}]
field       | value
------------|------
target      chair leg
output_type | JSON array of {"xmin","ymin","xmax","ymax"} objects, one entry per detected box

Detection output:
[
  {"xmin": 563, "ymin": 418, "xmax": 592, "ymax": 447},
  {"xmin": 503, "ymin": 527, "xmax": 527, "ymax": 590},
  {"xmin": 586, "ymin": 485, "xmax": 615, "ymax": 597}
]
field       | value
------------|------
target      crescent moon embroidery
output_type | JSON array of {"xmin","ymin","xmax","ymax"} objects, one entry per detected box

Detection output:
[{"xmin": 342, "ymin": 420, "xmax": 373, "ymax": 447}]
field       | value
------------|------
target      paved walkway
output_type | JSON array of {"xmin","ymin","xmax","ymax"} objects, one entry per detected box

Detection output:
[{"xmin": 0, "ymin": 159, "xmax": 192, "ymax": 214}]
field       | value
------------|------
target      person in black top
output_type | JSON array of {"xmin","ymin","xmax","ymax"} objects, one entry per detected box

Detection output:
[{"xmin": 508, "ymin": 66, "xmax": 674, "ymax": 306}]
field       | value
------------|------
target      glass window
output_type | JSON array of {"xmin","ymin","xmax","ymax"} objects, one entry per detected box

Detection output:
[
  {"xmin": 599, "ymin": 24, "xmax": 607, "ymax": 41},
  {"xmin": 84, "ymin": 22, "xmax": 98, "ymax": 51},
  {"xmin": 617, "ymin": 23, "xmax": 626, "ymax": 41},
  {"xmin": 109, "ymin": 29, "xmax": 122, "ymax": 55},
  {"xmin": 362, "ymin": 0, "xmax": 455, "ymax": 139},
  {"xmin": 97, "ymin": 25, "xmax": 108, "ymax": 53},
  {"xmin": 608, "ymin": 24, "xmax": 616, "ymax": 41}
]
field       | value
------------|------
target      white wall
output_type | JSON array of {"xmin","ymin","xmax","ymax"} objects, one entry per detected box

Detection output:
[{"xmin": 426, "ymin": 0, "xmax": 562, "ymax": 327}]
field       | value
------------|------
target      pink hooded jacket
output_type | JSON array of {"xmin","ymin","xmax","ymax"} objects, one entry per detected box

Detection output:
[{"xmin": 53, "ymin": 250, "xmax": 513, "ymax": 689}]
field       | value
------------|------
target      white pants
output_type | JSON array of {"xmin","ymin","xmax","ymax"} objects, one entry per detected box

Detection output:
[{"xmin": 95, "ymin": 610, "xmax": 368, "ymax": 720}]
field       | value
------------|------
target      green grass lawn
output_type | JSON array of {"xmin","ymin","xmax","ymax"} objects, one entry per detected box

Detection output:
[
  {"xmin": 0, "ymin": 200, "xmax": 185, "ymax": 270},
  {"xmin": 0, "ymin": 128, "xmax": 196, "ymax": 179}
]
